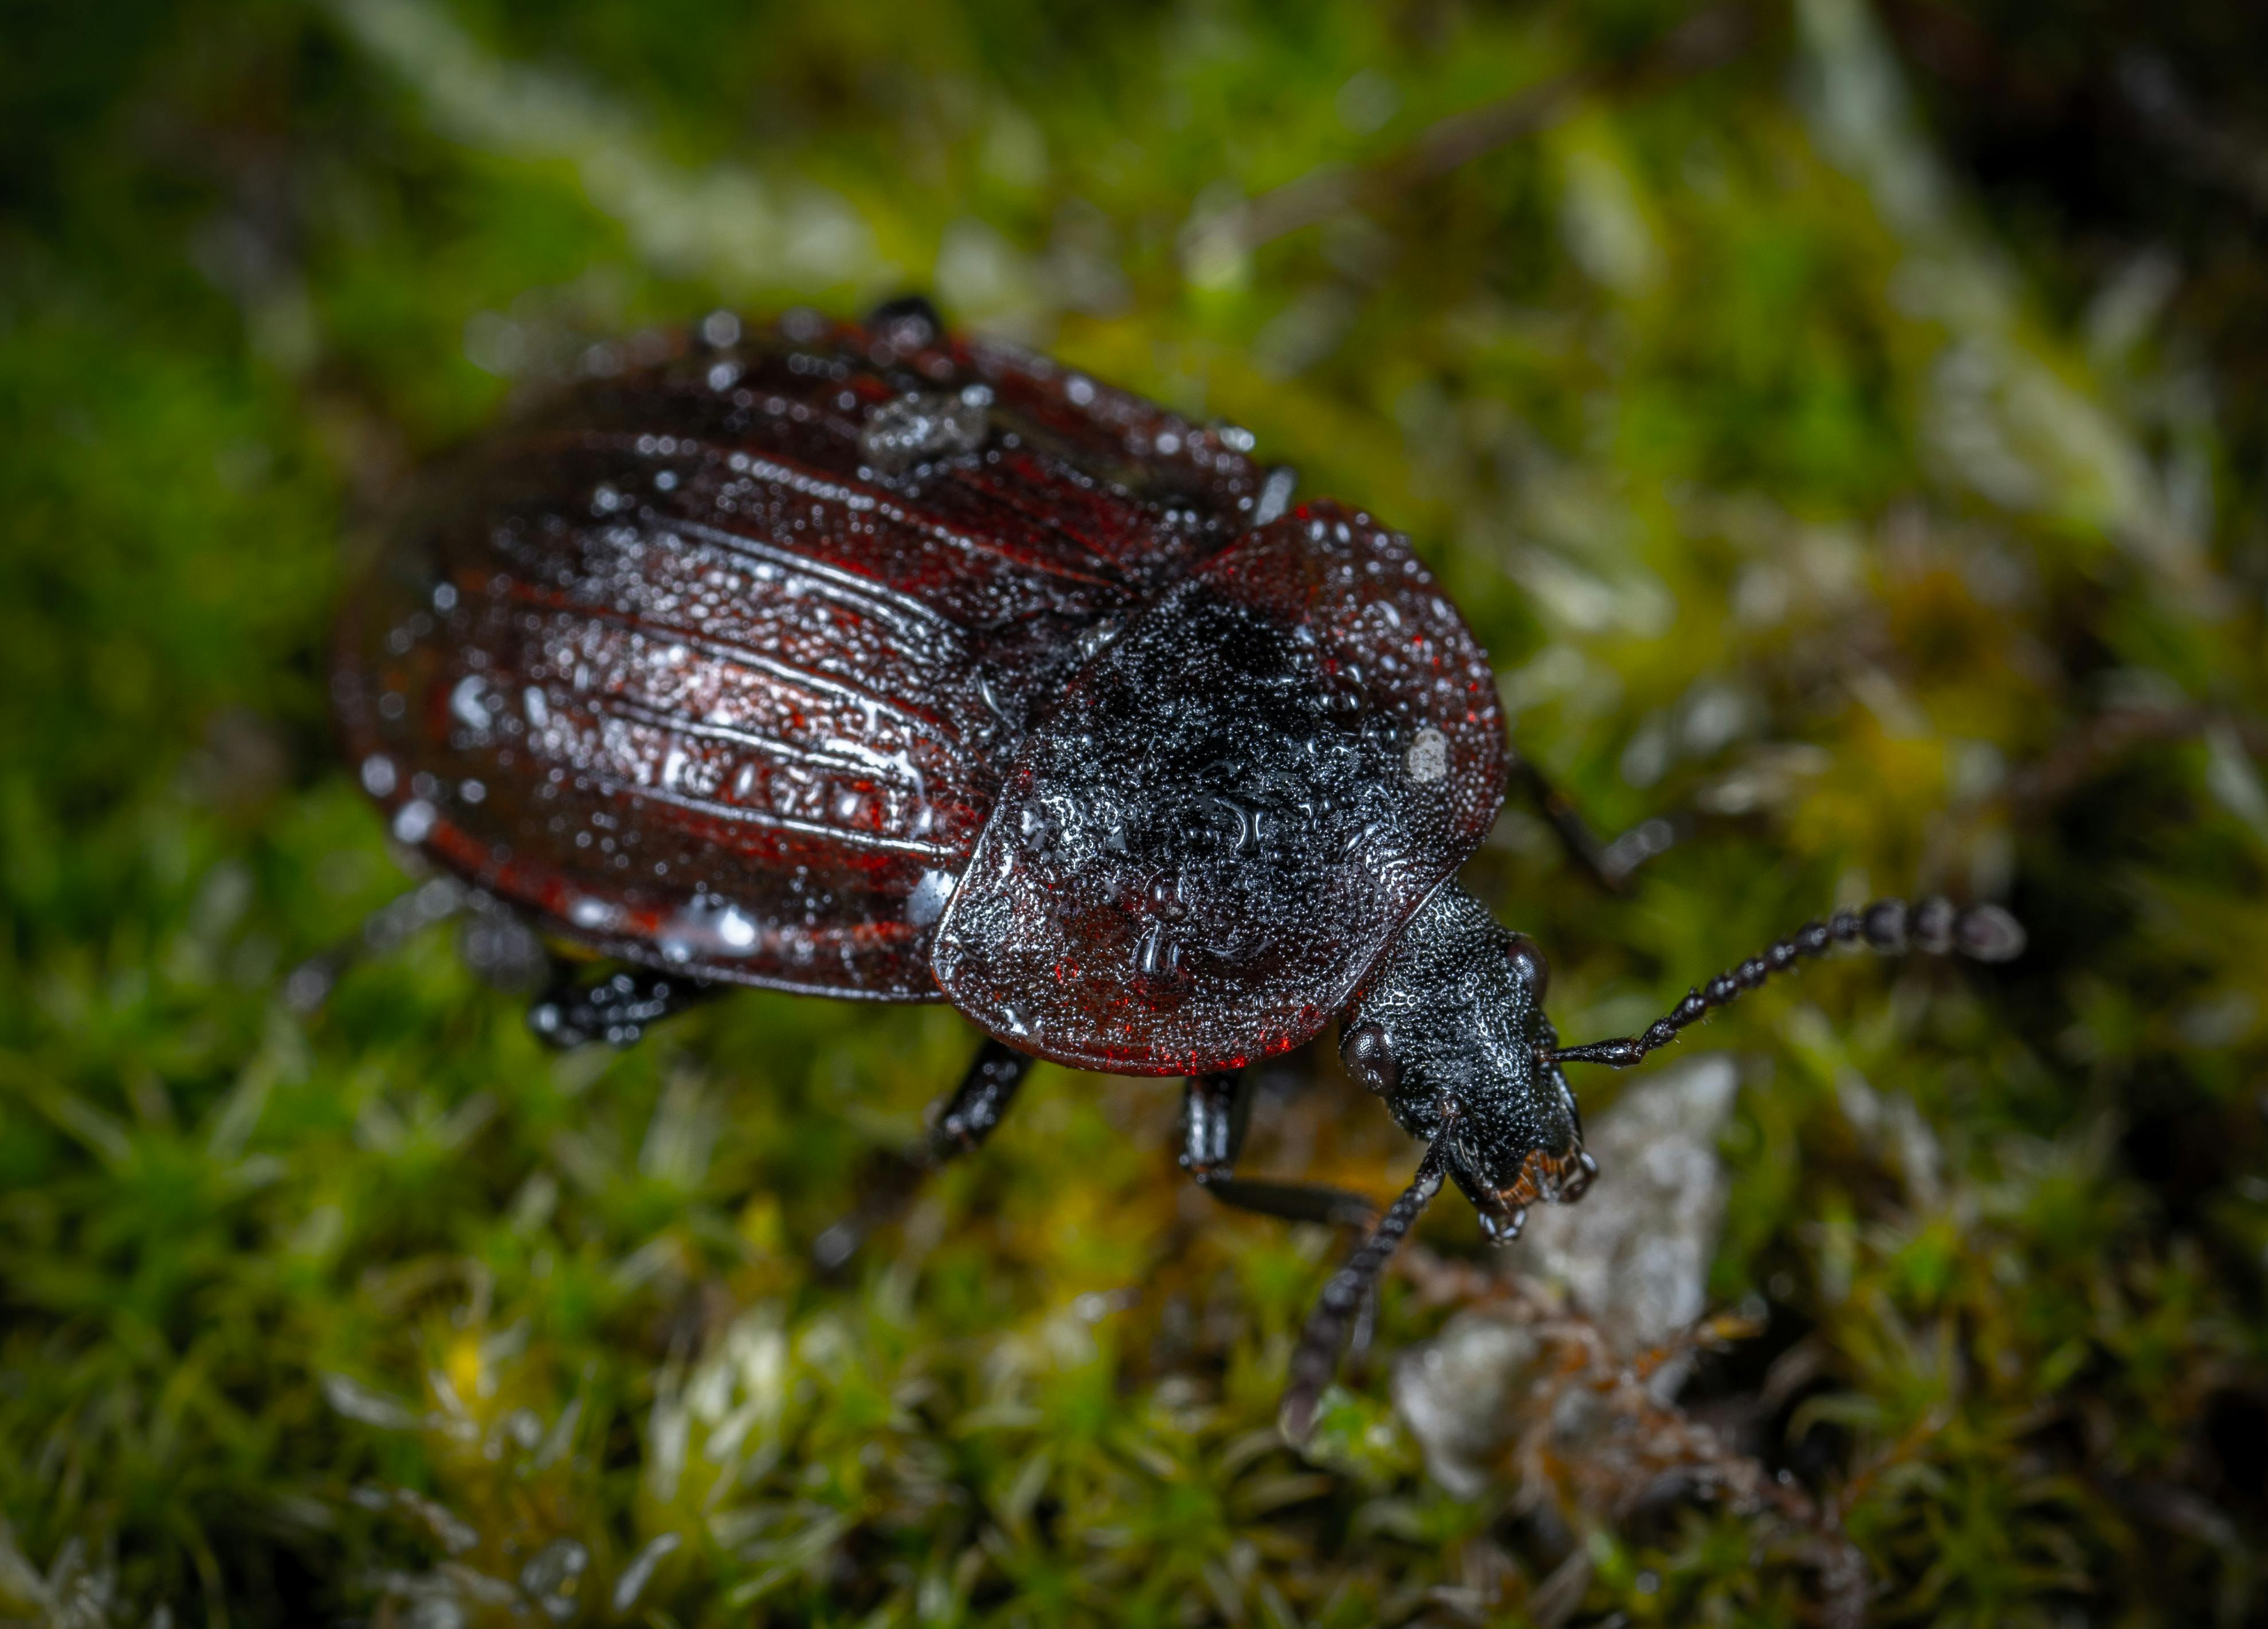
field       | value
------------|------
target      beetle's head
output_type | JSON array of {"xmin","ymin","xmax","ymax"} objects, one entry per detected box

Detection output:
[{"xmin": 1339, "ymin": 881, "xmax": 1594, "ymax": 1240}]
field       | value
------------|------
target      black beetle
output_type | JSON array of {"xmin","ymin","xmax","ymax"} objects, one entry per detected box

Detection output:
[{"xmin": 329, "ymin": 299, "xmax": 2023, "ymax": 1436}]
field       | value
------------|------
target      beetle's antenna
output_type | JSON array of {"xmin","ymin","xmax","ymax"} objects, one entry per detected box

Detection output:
[
  {"xmin": 1544, "ymin": 896, "xmax": 2024, "ymax": 1070},
  {"xmin": 1280, "ymin": 1136, "xmax": 1451, "ymax": 1443}
]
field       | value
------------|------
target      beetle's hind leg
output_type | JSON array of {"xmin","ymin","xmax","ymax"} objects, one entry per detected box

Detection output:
[
  {"xmin": 1179, "ymin": 1072, "xmax": 1376, "ymax": 1228},
  {"xmin": 284, "ymin": 879, "xmax": 550, "ymax": 1014},
  {"xmin": 813, "ymin": 1037, "xmax": 1033, "ymax": 1271},
  {"xmin": 525, "ymin": 962, "xmax": 721, "ymax": 1049}
]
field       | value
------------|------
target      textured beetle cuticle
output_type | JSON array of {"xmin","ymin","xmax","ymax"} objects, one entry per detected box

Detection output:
[{"xmin": 333, "ymin": 306, "xmax": 2027, "ymax": 1442}]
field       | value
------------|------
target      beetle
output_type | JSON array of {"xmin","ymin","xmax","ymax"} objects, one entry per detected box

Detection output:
[{"xmin": 331, "ymin": 299, "xmax": 2023, "ymax": 1438}]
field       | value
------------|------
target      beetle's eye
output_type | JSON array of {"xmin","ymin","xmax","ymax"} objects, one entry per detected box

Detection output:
[
  {"xmin": 1341, "ymin": 1021, "xmax": 1397, "ymax": 1093},
  {"xmin": 1504, "ymin": 936, "xmax": 1549, "ymax": 1003}
]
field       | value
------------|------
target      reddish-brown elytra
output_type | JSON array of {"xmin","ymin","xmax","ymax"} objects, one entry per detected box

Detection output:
[{"xmin": 332, "ymin": 299, "xmax": 2023, "ymax": 1437}]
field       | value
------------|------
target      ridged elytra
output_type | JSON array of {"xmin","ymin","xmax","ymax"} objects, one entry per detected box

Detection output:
[{"xmin": 331, "ymin": 297, "xmax": 2024, "ymax": 1439}]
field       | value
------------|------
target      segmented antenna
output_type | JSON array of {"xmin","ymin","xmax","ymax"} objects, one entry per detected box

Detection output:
[
  {"xmin": 1545, "ymin": 896, "xmax": 2024, "ymax": 1070},
  {"xmin": 1280, "ymin": 1137, "xmax": 1450, "ymax": 1443}
]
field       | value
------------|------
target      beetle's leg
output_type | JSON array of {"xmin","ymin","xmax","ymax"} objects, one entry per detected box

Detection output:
[
  {"xmin": 525, "ymin": 964, "xmax": 721, "ymax": 1050},
  {"xmin": 286, "ymin": 880, "xmax": 551, "ymax": 1016},
  {"xmin": 864, "ymin": 292, "xmax": 946, "ymax": 349},
  {"xmin": 920, "ymin": 1038, "xmax": 1031, "ymax": 1162},
  {"xmin": 283, "ymin": 876, "xmax": 471, "ymax": 1013},
  {"xmin": 812, "ymin": 1039, "xmax": 1033, "ymax": 1271},
  {"xmin": 1179, "ymin": 1072, "xmax": 1377, "ymax": 1228},
  {"xmin": 1507, "ymin": 753, "xmax": 1687, "ymax": 895}
]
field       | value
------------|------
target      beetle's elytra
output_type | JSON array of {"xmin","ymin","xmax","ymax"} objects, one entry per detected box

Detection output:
[{"xmin": 333, "ymin": 299, "xmax": 2023, "ymax": 1436}]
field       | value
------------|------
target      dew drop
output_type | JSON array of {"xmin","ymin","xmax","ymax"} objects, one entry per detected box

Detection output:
[
  {"xmin": 1132, "ymin": 922, "xmax": 1191, "ymax": 1007},
  {"xmin": 904, "ymin": 868, "xmax": 958, "ymax": 928},
  {"xmin": 858, "ymin": 389, "xmax": 990, "ymax": 475},
  {"xmin": 450, "ymin": 675, "xmax": 492, "ymax": 731},
  {"xmin": 392, "ymin": 799, "xmax": 436, "ymax": 844}
]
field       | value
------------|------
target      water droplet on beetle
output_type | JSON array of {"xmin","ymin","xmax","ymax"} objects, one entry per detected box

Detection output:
[
  {"xmin": 393, "ymin": 799, "xmax": 436, "ymax": 844},
  {"xmin": 567, "ymin": 895, "xmax": 623, "ymax": 932},
  {"xmin": 1077, "ymin": 616, "xmax": 1124, "ymax": 662},
  {"xmin": 858, "ymin": 390, "xmax": 988, "ymax": 474},
  {"xmin": 450, "ymin": 675, "xmax": 492, "ymax": 731},
  {"xmin": 1132, "ymin": 922, "xmax": 1191, "ymax": 1006},
  {"xmin": 904, "ymin": 868, "xmax": 957, "ymax": 928}
]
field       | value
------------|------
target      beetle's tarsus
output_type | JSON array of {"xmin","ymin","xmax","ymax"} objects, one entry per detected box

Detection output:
[
  {"xmin": 1545, "ymin": 896, "xmax": 2026, "ymax": 1070},
  {"xmin": 1199, "ymin": 1176, "xmax": 1378, "ymax": 1229}
]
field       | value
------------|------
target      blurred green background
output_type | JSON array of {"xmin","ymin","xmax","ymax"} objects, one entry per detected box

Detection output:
[{"xmin": 5, "ymin": 0, "xmax": 2268, "ymax": 1623}]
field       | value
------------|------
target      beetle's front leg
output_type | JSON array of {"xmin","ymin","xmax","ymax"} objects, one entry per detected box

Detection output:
[{"xmin": 1178, "ymin": 1072, "xmax": 1375, "ymax": 1228}]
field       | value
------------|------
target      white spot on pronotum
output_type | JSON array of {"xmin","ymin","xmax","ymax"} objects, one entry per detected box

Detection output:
[
  {"xmin": 1406, "ymin": 726, "xmax": 1449, "ymax": 784},
  {"xmin": 360, "ymin": 754, "xmax": 397, "ymax": 797}
]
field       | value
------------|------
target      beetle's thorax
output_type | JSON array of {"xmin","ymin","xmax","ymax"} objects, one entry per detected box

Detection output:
[{"xmin": 1339, "ymin": 880, "xmax": 1593, "ymax": 1238}]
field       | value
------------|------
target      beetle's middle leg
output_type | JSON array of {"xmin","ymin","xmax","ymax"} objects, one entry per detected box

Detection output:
[
  {"xmin": 525, "ymin": 962, "xmax": 722, "ymax": 1048},
  {"xmin": 1179, "ymin": 1072, "xmax": 1376, "ymax": 1227},
  {"xmin": 813, "ymin": 1038, "xmax": 1033, "ymax": 1271}
]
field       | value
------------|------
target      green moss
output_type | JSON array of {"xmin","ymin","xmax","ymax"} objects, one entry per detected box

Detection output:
[{"xmin": 4, "ymin": 0, "xmax": 2266, "ymax": 1622}]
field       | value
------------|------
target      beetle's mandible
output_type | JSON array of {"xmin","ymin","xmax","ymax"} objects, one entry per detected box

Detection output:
[{"xmin": 329, "ymin": 299, "xmax": 2024, "ymax": 1438}]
